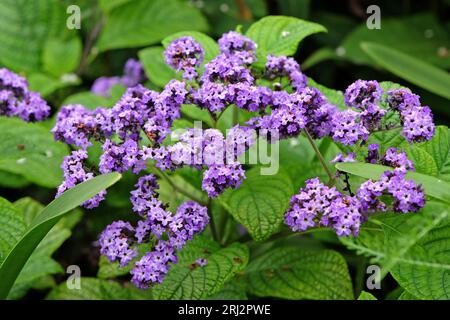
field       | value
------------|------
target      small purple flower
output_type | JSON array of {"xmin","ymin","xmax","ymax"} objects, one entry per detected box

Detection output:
[
  {"xmin": 130, "ymin": 174, "xmax": 160, "ymax": 216},
  {"xmin": 91, "ymin": 76, "xmax": 122, "ymax": 97},
  {"xmin": 202, "ymin": 163, "xmax": 246, "ymax": 197},
  {"xmin": 164, "ymin": 36, "xmax": 204, "ymax": 80},
  {"xmin": 386, "ymin": 89, "xmax": 421, "ymax": 112},
  {"xmin": 218, "ymin": 31, "xmax": 257, "ymax": 64},
  {"xmin": 331, "ymin": 109, "xmax": 369, "ymax": 146},
  {"xmin": 196, "ymin": 258, "xmax": 208, "ymax": 267},
  {"xmin": 400, "ymin": 105, "xmax": 435, "ymax": 143},
  {"xmin": 344, "ymin": 80, "xmax": 382, "ymax": 108},
  {"xmin": 265, "ymin": 55, "xmax": 307, "ymax": 91},
  {"xmin": 365, "ymin": 144, "xmax": 380, "ymax": 164},
  {"xmin": 0, "ymin": 68, "xmax": 50, "ymax": 122},
  {"xmin": 57, "ymin": 150, "xmax": 106, "ymax": 209},
  {"xmin": 98, "ymin": 220, "xmax": 138, "ymax": 267}
]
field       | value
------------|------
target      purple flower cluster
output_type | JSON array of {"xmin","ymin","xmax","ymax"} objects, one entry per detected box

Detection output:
[
  {"xmin": 52, "ymin": 104, "xmax": 113, "ymax": 149},
  {"xmin": 164, "ymin": 36, "xmax": 205, "ymax": 80},
  {"xmin": 99, "ymin": 174, "xmax": 209, "ymax": 289},
  {"xmin": 387, "ymin": 89, "xmax": 434, "ymax": 143},
  {"xmin": 218, "ymin": 31, "xmax": 257, "ymax": 64},
  {"xmin": 147, "ymin": 126, "xmax": 254, "ymax": 197},
  {"xmin": 330, "ymin": 110, "xmax": 369, "ymax": 146},
  {"xmin": 91, "ymin": 59, "xmax": 147, "ymax": 97},
  {"xmin": 56, "ymin": 150, "xmax": 106, "ymax": 209},
  {"xmin": 357, "ymin": 147, "xmax": 424, "ymax": 214},
  {"xmin": 98, "ymin": 221, "xmax": 137, "ymax": 267},
  {"xmin": 0, "ymin": 68, "xmax": 50, "ymax": 121},
  {"xmin": 265, "ymin": 55, "xmax": 307, "ymax": 91},
  {"xmin": 344, "ymin": 80, "xmax": 382, "ymax": 108},
  {"xmin": 284, "ymin": 178, "xmax": 362, "ymax": 237}
]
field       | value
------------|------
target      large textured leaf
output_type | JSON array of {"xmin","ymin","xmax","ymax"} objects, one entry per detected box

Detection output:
[
  {"xmin": 138, "ymin": 46, "xmax": 177, "ymax": 88},
  {"xmin": 0, "ymin": 0, "xmax": 78, "ymax": 73},
  {"xmin": 219, "ymin": 167, "xmax": 294, "ymax": 241},
  {"xmin": 0, "ymin": 173, "xmax": 121, "ymax": 299},
  {"xmin": 0, "ymin": 118, "xmax": 69, "ymax": 188},
  {"xmin": 42, "ymin": 37, "xmax": 82, "ymax": 77},
  {"xmin": 358, "ymin": 291, "xmax": 377, "ymax": 300},
  {"xmin": 243, "ymin": 247, "xmax": 354, "ymax": 300},
  {"xmin": 96, "ymin": 0, "xmax": 208, "ymax": 52},
  {"xmin": 246, "ymin": 16, "xmax": 326, "ymax": 64},
  {"xmin": 153, "ymin": 237, "xmax": 249, "ymax": 300},
  {"xmin": 402, "ymin": 126, "xmax": 450, "ymax": 183},
  {"xmin": 341, "ymin": 14, "xmax": 450, "ymax": 69},
  {"xmin": 342, "ymin": 201, "xmax": 450, "ymax": 299},
  {"xmin": 361, "ymin": 42, "xmax": 450, "ymax": 100},
  {"xmin": 335, "ymin": 162, "xmax": 450, "ymax": 204},
  {"xmin": 28, "ymin": 73, "xmax": 81, "ymax": 98},
  {"xmin": 47, "ymin": 278, "xmax": 152, "ymax": 300},
  {"xmin": 0, "ymin": 198, "xmax": 26, "ymax": 264}
]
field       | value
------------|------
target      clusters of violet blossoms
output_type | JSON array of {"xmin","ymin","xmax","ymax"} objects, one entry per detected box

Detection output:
[
  {"xmin": 99, "ymin": 174, "xmax": 209, "ymax": 288},
  {"xmin": 51, "ymin": 30, "xmax": 437, "ymax": 287},
  {"xmin": 0, "ymin": 68, "xmax": 50, "ymax": 122},
  {"xmin": 91, "ymin": 59, "xmax": 147, "ymax": 97}
]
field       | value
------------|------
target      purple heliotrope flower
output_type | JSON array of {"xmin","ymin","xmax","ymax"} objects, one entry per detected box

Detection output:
[
  {"xmin": 284, "ymin": 178, "xmax": 362, "ymax": 237},
  {"xmin": 218, "ymin": 31, "xmax": 257, "ymax": 64},
  {"xmin": 202, "ymin": 163, "xmax": 246, "ymax": 198},
  {"xmin": 265, "ymin": 55, "xmax": 307, "ymax": 91},
  {"xmin": 344, "ymin": 80, "xmax": 382, "ymax": 108},
  {"xmin": 331, "ymin": 109, "xmax": 369, "ymax": 146},
  {"xmin": 56, "ymin": 150, "xmax": 106, "ymax": 209},
  {"xmin": 0, "ymin": 67, "xmax": 50, "ymax": 121},
  {"xmin": 164, "ymin": 36, "xmax": 204, "ymax": 80},
  {"xmin": 98, "ymin": 221, "xmax": 138, "ymax": 267}
]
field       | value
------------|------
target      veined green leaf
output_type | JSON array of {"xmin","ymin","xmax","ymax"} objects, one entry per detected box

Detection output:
[
  {"xmin": 0, "ymin": 118, "xmax": 69, "ymax": 188},
  {"xmin": 96, "ymin": 0, "xmax": 208, "ymax": 51},
  {"xmin": 219, "ymin": 167, "xmax": 294, "ymax": 241},
  {"xmin": 246, "ymin": 16, "xmax": 326, "ymax": 65},
  {"xmin": 153, "ymin": 237, "xmax": 249, "ymax": 300},
  {"xmin": 243, "ymin": 247, "xmax": 354, "ymax": 300}
]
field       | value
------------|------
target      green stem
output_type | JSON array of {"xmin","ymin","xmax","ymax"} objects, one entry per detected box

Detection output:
[
  {"xmin": 155, "ymin": 168, "xmax": 207, "ymax": 206},
  {"xmin": 207, "ymin": 199, "xmax": 219, "ymax": 242},
  {"xmin": 304, "ymin": 129, "xmax": 334, "ymax": 182}
]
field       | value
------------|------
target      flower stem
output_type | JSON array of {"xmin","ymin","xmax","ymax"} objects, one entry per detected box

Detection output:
[
  {"xmin": 304, "ymin": 129, "xmax": 334, "ymax": 182},
  {"xmin": 154, "ymin": 167, "xmax": 207, "ymax": 206},
  {"xmin": 207, "ymin": 199, "xmax": 220, "ymax": 242}
]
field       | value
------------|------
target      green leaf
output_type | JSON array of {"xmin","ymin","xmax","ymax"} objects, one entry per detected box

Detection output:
[
  {"xmin": 28, "ymin": 72, "xmax": 81, "ymax": 97},
  {"xmin": 243, "ymin": 247, "xmax": 354, "ymax": 300},
  {"xmin": 361, "ymin": 42, "xmax": 450, "ymax": 100},
  {"xmin": 47, "ymin": 278, "xmax": 151, "ymax": 300},
  {"xmin": 207, "ymin": 281, "xmax": 248, "ymax": 300},
  {"xmin": 96, "ymin": 0, "xmax": 208, "ymax": 52},
  {"xmin": 0, "ymin": 171, "xmax": 30, "ymax": 188},
  {"xmin": 342, "ymin": 201, "xmax": 450, "ymax": 299},
  {"xmin": 0, "ymin": 117, "xmax": 69, "ymax": 187},
  {"xmin": 219, "ymin": 167, "xmax": 294, "ymax": 241},
  {"xmin": 358, "ymin": 291, "xmax": 377, "ymax": 300},
  {"xmin": 138, "ymin": 46, "xmax": 178, "ymax": 88},
  {"xmin": 153, "ymin": 237, "xmax": 249, "ymax": 299},
  {"xmin": 0, "ymin": 0, "xmax": 77, "ymax": 73},
  {"xmin": 341, "ymin": 14, "xmax": 450, "ymax": 69},
  {"xmin": 0, "ymin": 198, "xmax": 26, "ymax": 264},
  {"xmin": 246, "ymin": 16, "xmax": 326, "ymax": 64},
  {"xmin": 42, "ymin": 37, "xmax": 82, "ymax": 77},
  {"xmin": 335, "ymin": 162, "xmax": 450, "ymax": 204},
  {"xmin": 398, "ymin": 290, "xmax": 419, "ymax": 300},
  {"xmin": 402, "ymin": 126, "xmax": 450, "ymax": 183},
  {"xmin": 0, "ymin": 173, "xmax": 121, "ymax": 299},
  {"xmin": 162, "ymin": 31, "xmax": 219, "ymax": 64},
  {"xmin": 61, "ymin": 85, "xmax": 126, "ymax": 109}
]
